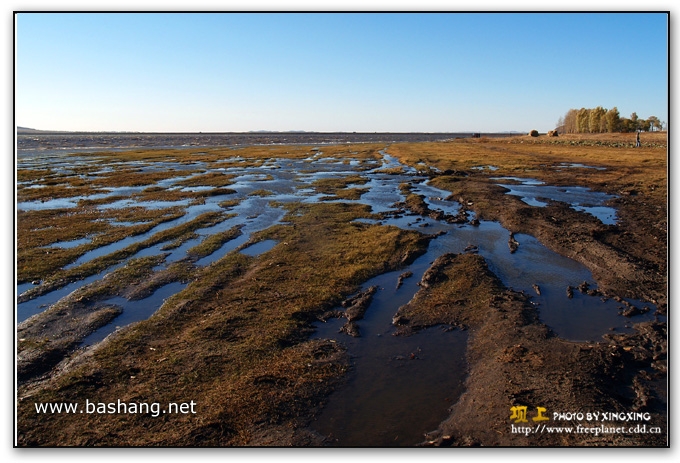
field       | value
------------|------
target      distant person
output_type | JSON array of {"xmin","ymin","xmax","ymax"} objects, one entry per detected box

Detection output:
[{"xmin": 636, "ymin": 131, "xmax": 641, "ymax": 148}]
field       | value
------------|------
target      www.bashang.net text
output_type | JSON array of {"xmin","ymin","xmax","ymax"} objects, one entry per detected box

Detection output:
[{"xmin": 34, "ymin": 399, "xmax": 196, "ymax": 418}]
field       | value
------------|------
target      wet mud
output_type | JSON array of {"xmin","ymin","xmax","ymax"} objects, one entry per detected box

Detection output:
[{"xmin": 15, "ymin": 132, "xmax": 667, "ymax": 446}]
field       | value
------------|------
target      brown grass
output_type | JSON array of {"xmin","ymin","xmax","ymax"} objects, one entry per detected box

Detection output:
[
  {"xmin": 17, "ymin": 201, "xmax": 429, "ymax": 445},
  {"xmin": 16, "ymin": 134, "xmax": 667, "ymax": 446}
]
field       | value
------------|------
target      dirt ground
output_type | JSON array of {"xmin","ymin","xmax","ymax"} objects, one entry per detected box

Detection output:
[
  {"xmin": 16, "ymin": 132, "xmax": 667, "ymax": 446},
  {"xmin": 388, "ymin": 132, "xmax": 667, "ymax": 446}
]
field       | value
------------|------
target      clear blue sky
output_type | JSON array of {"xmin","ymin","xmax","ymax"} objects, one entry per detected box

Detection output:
[{"xmin": 15, "ymin": 11, "xmax": 668, "ymax": 133}]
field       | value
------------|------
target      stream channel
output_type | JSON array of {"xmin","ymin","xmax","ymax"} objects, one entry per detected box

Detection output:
[{"xmin": 17, "ymin": 146, "xmax": 658, "ymax": 446}]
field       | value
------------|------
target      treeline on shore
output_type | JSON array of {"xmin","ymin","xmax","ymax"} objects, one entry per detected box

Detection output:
[{"xmin": 557, "ymin": 107, "xmax": 664, "ymax": 134}]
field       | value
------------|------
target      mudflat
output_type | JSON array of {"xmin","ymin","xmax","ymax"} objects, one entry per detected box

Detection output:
[{"xmin": 16, "ymin": 132, "xmax": 667, "ymax": 446}]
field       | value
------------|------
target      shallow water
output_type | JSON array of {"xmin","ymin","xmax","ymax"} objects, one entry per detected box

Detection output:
[
  {"xmin": 17, "ymin": 267, "xmax": 124, "ymax": 323},
  {"xmin": 48, "ymin": 237, "xmax": 92, "ymax": 249},
  {"xmin": 311, "ymin": 252, "xmax": 468, "ymax": 446},
  {"xmin": 17, "ymin": 142, "xmax": 658, "ymax": 446},
  {"xmin": 494, "ymin": 177, "xmax": 618, "ymax": 225},
  {"xmin": 18, "ymin": 147, "xmax": 652, "ymax": 341},
  {"xmin": 80, "ymin": 281, "xmax": 187, "ymax": 346},
  {"xmin": 240, "ymin": 239, "xmax": 278, "ymax": 257}
]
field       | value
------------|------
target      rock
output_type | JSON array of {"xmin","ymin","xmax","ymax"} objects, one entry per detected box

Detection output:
[
  {"xmin": 548, "ymin": 130, "xmax": 559, "ymax": 137},
  {"xmin": 566, "ymin": 285, "xmax": 574, "ymax": 299},
  {"xmin": 318, "ymin": 310, "xmax": 342, "ymax": 322},
  {"xmin": 529, "ymin": 130, "xmax": 539, "ymax": 137},
  {"xmin": 622, "ymin": 305, "xmax": 650, "ymax": 318},
  {"xmin": 532, "ymin": 284, "xmax": 541, "ymax": 295}
]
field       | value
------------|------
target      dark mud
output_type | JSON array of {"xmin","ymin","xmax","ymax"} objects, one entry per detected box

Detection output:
[{"xmin": 389, "ymin": 253, "xmax": 666, "ymax": 446}]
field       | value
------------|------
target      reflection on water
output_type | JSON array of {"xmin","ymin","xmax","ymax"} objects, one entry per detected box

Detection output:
[
  {"xmin": 312, "ymin": 253, "xmax": 468, "ymax": 446},
  {"xmin": 240, "ymin": 239, "xmax": 278, "ymax": 257},
  {"xmin": 18, "ymin": 148, "xmax": 651, "ymax": 340},
  {"xmin": 80, "ymin": 281, "xmax": 187, "ymax": 346},
  {"xmin": 17, "ymin": 142, "xmax": 656, "ymax": 446},
  {"xmin": 493, "ymin": 177, "xmax": 618, "ymax": 225}
]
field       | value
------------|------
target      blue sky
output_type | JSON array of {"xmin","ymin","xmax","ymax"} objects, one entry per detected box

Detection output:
[{"xmin": 15, "ymin": 11, "xmax": 668, "ymax": 133}]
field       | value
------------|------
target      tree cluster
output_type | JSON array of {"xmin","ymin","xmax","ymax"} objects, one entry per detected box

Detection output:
[{"xmin": 557, "ymin": 107, "xmax": 663, "ymax": 134}]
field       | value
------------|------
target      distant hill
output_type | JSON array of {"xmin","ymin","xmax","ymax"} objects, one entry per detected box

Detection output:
[{"xmin": 17, "ymin": 126, "xmax": 45, "ymax": 134}]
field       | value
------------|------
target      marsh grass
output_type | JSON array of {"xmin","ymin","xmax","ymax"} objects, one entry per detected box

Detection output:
[
  {"xmin": 305, "ymin": 175, "xmax": 369, "ymax": 201},
  {"xmin": 92, "ymin": 169, "xmax": 190, "ymax": 187},
  {"xmin": 17, "ymin": 201, "xmax": 429, "ymax": 445},
  {"xmin": 175, "ymin": 172, "xmax": 236, "ymax": 187},
  {"xmin": 17, "ymin": 182, "xmax": 104, "ymax": 202},
  {"xmin": 17, "ymin": 207, "xmax": 185, "ymax": 283},
  {"xmin": 16, "ymin": 135, "xmax": 667, "ymax": 446},
  {"xmin": 217, "ymin": 199, "xmax": 240, "ymax": 208},
  {"xmin": 17, "ymin": 254, "xmax": 170, "ymax": 382},
  {"xmin": 394, "ymin": 253, "xmax": 502, "ymax": 330},
  {"xmin": 248, "ymin": 189, "xmax": 275, "ymax": 197},
  {"xmin": 19, "ymin": 211, "xmax": 228, "ymax": 298},
  {"xmin": 186, "ymin": 225, "xmax": 243, "ymax": 259}
]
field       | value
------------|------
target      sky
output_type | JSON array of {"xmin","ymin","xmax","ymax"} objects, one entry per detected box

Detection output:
[{"xmin": 14, "ymin": 9, "xmax": 669, "ymax": 133}]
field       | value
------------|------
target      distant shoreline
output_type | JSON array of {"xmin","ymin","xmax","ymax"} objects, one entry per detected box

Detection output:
[
  {"xmin": 17, "ymin": 128, "xmax": 523, "ymax": 136},
  {"xmin": 16, "ymin": 131, "xmax": 518, "ymax": 155}
]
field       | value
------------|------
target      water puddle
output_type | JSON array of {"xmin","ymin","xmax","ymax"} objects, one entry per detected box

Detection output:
[
  {"xmin": 17, "ymin": 197, "xmax": 81, "ymax": 211},
  {"xmin": 240, "ymin": 239, "xmax": 278, "ymax": 257},
  {"xmin": 311, "ymin": 252, "xmax": 468, "ymax": 446},
  {"xmin": 556, "ymin": 163, "xmax": 606, "ymax": 170},
  {"xmin": 17, "ymin": 267, "xmax": 124, "ymax": 323},
  {"xmin": 99, "ymin": 199, "xmax": 192, "ymax": 210},
  {"xmin": 80, "ymin": 281, "xmax": 187, "ymax": 346},
  {"xmin": 493, "ymin": 177, "xmax": 618, "ymax": 225},
  {"xmin": 47, "ymin": 237, "xmax": 92, "ymax": 249}
]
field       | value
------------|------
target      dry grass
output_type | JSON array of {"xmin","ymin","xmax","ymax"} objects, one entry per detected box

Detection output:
[
  {"xmin": 17, "ymin": 201, "xmax": 429, "ymax": 445},
  {"xmin": 186, "ymin": 225, "xmax": 243, "ymax": 259},
  {"xmin": 19, "ymin": 211, "xmax": 228, "ymax": 298},
  {"xmin": 16, "ymin": 134, "xmax": 667, "ymax": 446},
  {"xmin": 17, "ymin": 207, "xmax": 185, "ymax": 283}
]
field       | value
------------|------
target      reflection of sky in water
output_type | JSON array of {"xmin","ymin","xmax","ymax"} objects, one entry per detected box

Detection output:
[
  {"xmin": 557, "ymin": 163, "xmax": 606, "ymax": 170},
  {"xmin": 47, "ymin": 237, "xmax": 92, "ymax": 249},
  {"xmin": 494, "ymin": 178, "xmax": 618, "ymax": 225},
  {"xmin": 18, "ymin": 149, "xmax": 647, "ymax": 345},
  {"xmin": 17, "ymin": 147, "xmax": 661, "ymax": 449},
  {"xmin": 80, "ymin": 281, "xmax": 187, "ymax": 346}
]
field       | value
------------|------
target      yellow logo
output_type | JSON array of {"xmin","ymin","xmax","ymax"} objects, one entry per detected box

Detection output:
[{"xmin": 510, "ymin": 405, "xmax": 549, "ymax": 423}]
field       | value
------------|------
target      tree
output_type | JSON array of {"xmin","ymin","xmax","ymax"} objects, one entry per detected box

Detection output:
[
  {"xmin": 558, "ymin": 106, "xmax": 655, "ymax": 133},
  {"xmin": 577, "ymin": 108, "xmax": 590, "ymax": 133},
  {"xmin": 563, "ymin": 109, "xmax": 578, "ymax": 134},
  {"xmin": 638, "ymin": 119, "xmax": 651, "ymax": 132},
  {"xmin": 647, "ymin": 116, "xmax": 661, "ymax": 132},
  {"xmin": 589, "ymin": 106, "xmax": 607, "ymax": 133},
  {"xmin": 605, "ymin": 107, "xmax": 620, "ymax": 133},
  {"xmin": 619, "ymin": 118, "xmax": 637, "ymax": 133}
]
